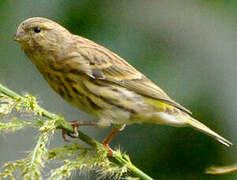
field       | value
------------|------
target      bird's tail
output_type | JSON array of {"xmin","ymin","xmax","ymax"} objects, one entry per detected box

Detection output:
[{"xmin": 179, "ymin": 115, "xmax": 232, "ymax": 147}]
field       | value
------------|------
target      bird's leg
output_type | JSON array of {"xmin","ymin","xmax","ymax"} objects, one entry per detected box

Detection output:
[
  {"xmin": 102, "ymin": 127, "xmax": 120, "ymax": 156},
  {"xmin": 102, "ymin": 127, "xmax": 120, "ymax": 146},
  {"xmin": 62, "ymin": 121, "xmax": 99, "ymax": 142},
  {"xmin": 62, "ymin": 121, "xmax": 125, "ymax": 156},
  {"xmin": 102, "ymin": 124, "xmax": 126, "ymax": 156}
]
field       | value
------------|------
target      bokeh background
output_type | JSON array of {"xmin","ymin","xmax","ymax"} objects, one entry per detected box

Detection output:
[{"xmin": 0, "ymin": 0, "xmax": 237, "ymax": 179}]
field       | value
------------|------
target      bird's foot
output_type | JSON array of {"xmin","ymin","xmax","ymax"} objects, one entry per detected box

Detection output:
[
  {"xmin": 103, "ymin": 142, "xmax": 113, "ymax": 156},
  {"xmin": 102, "ymin": 126, "xmax": 125, "ymax": 156},
  {"xmin": 62, "ymin": 122, "xmax": 124, "ymax": 157},
  {"xmin": 62, "ymin": 121, "xmax": 98, "ymax": 142}
]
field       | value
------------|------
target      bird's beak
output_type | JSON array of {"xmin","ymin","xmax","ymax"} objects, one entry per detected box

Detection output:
[{"xmin": 13, "ymin": 31, "xmax": 24, "ymax": 42}]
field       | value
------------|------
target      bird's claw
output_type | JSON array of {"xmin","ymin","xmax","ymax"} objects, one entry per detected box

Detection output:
[
  {"xmin": 103, "ymin": 143, "xmax": 113, "ymax": 156},
  {"xmin": 62, "ymin": 122, "xmax": 80, "ymax": 142}
]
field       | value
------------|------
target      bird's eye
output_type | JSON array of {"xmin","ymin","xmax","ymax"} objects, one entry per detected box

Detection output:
[{"xmin": 33, "ymin": 27, "xmax": 42, "ymax": 33}]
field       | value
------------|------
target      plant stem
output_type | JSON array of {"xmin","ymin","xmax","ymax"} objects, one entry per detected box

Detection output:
[
  {"xmin": 0, "ymin": 83, "xmax": 154, "ymax": 180},
  {"xmin": 0, "ymin": 84, "xmax": 21, "ymax": 98},
  {"xmin": 114, "ymin": 153, "xmax": 153, "ymax": 180}
]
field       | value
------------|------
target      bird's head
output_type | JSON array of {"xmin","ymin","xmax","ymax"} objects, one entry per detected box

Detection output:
[{"xmin": 14, "ymin": 17, "xmax": 72, "ymax": 61}]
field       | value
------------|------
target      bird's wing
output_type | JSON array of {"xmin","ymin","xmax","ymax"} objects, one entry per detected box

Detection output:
[{"xmin": 62, "ymin": 41, "xmax": 192, "ymax": 114}]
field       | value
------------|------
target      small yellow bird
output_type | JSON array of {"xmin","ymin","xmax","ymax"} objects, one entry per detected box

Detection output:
[{"xmin": 14, "ymin": 17, "xmax": 232, "ymax": 147}]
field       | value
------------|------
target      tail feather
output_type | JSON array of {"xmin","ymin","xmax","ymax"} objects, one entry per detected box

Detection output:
[{"xmin": 180, "ymin": 115, "xmax": 232, "ymax": 147}]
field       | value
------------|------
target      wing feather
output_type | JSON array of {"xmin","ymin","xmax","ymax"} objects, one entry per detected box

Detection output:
[{"xmin": 62, "ymin": 38, "xmax": 192, "ymax": 114}]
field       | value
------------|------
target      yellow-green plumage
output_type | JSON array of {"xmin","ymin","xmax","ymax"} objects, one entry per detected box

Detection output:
[{"xmin": 14, "ymin": 17, "xmax": 232, "ymax": 146}]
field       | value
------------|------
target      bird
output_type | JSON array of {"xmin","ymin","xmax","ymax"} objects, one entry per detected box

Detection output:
[{"xmin": 13, "ymin": 17, "xmax": 232, "ymax": 147}]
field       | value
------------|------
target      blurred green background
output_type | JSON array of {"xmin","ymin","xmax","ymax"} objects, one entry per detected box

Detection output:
[{"xmin": 0, "ymin": 0, "xmax": 236, "ymax": 179}]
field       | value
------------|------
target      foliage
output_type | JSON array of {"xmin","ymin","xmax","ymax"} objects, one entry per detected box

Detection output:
[{"xmin": 0, "ymin": 84, "xmax": 152, "ymax": 180}]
